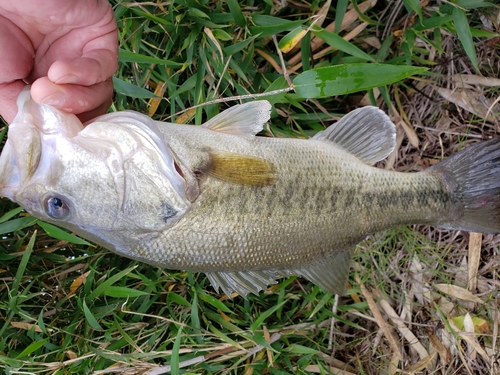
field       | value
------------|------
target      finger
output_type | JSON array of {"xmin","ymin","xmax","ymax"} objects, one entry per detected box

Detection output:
[
  {"xmin": 0, "ymin": 16, "xmax": 34, "ymax": 83},
  {"xmin": 47, "ymin": 49, "xmax": 118, "ymax": 86},
  {"xmin": 31, "ymin": 77, "xmax": 114, "ymax": 115},
  {"xmin": 0, "ymin": 81, "xmax": 26, "ymax": 124}
]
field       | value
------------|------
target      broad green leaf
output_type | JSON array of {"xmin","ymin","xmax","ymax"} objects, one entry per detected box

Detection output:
[
  {"xmin": 83, "ymin": 299, "xmax": 104, "ymax": 331},
  {"xmin": 452, "ymin": 7, "xmax": 479, "ymax": 72},
  {"xmin": 16, "ymin": 338, "xmax": 48, "ymax": 359},
  {"xmin": 103, "ymin": 286, "xmax": 150, "ymax": 298},
  {"xmin": 37, "ymin": 221, "xmax": 92, "ymax": 246},
  {"xmin": 293, "ymin": 64, "xmax": 427, "ymax": 98},
  {"xmin": 0, "ymin": 216, "xmax": 37, "ymax": 235},
  {"xmin": 119, "ymin": 49, "xmax": 182, "ymax": 67},
  {"xmin": 113, "ymin": 77, "xmax": 157, "ymax": 99},
  {"xmin": 313, "ymin": 29, "xmax": 375, "ymax": 62}
]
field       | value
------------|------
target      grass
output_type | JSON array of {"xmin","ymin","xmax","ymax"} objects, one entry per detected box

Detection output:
[{"xmin": 1, "ymin": 0, "xmax": 500, "ymax": 374}]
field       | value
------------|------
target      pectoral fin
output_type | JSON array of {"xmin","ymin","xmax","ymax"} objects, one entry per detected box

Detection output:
[{"xmin": 204, "ymin": 151, "xmax": 276, "ymax": 186}]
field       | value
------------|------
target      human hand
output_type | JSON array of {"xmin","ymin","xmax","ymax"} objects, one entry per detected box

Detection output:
[{"xmin": 0, "ymin": 0, "xmax": 118, "ymax": 124}]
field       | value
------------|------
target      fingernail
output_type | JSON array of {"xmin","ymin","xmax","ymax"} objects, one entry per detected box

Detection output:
[
  {"xmin": 42, "ymin": 92, "xmax": 67, "ymax": 106},
  {"xmin": 56, "ymin": 74, "xmax": 78, "ymax": 84}
]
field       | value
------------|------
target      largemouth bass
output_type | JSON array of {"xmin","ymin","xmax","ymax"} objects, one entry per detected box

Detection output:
[{"xmin": 1, "ymin": 88, "xmax": 499, "ymax": 297}]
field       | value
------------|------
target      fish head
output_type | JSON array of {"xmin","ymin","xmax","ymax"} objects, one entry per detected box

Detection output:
[{"xmin": 0, "ymin": 87, "xmax": 190, "ymax": 250}]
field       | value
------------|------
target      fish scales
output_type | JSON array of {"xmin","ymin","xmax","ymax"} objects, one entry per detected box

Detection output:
[
  {"xmin": 132, "ymin": 125, "xmax": 450, "ymax": 271},
  {"xmin": 1, "ymin": 89, "xmax": 499, "ymax": 297}
]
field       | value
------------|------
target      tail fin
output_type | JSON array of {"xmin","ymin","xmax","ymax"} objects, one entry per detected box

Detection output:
[{"xmin": 430, "ymin": 138, "xmax": 500, "ymax": 233}]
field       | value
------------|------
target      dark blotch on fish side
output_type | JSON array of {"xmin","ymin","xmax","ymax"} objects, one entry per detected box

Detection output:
[{"xmin": 160, "ymin": 203, "xmax": 178, "ymax": 222}]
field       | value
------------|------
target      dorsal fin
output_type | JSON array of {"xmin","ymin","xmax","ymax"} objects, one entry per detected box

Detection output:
[
  {"xmin": 313, "ymin": 106, "xmax": 396, "ymax": 165},
  {"xmin": 201, "ymin": 101, "xmax": 272, "ymax": 138}
]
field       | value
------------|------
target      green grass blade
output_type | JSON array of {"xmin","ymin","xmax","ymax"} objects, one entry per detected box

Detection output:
[
  {"xmin": 113, "ymin": 77, "xmax": 157, "ymax": 99},
  {"xmin": 16, "ymin": 338, "xmax": 48, "ymax": 359},
  {"xmin": 103, "ymin": 286, "xmax": 150, "ymax": 298},
  {"xmin": 313, "ymin": 29, "xmax": 375, "ymax": 62},
  {"xmin": 37, "ymin": 220, "xmax": 92, "ymax": 245},
  {"xmin": 83, "ymin": 299, "xmax": 104, "ymax": 331},
  {"xmin": 226, "ymin": 0, "xmax": 246, "ymax": 28},
  {"xmin": 0, "ymin": 206, "xmax": 24, "ymax": 224},
  {"xmin": 250, "ymin": 300, "xmax": 286, "ymax": 331},
  {"xmin": 170, "ymin": 326, "xmax": 182, "ymax": 375},
  {"xmin": 11, "ymin": 231, "xmax": 36, "ymax": 296},
  {"xmin": 0, "ymin": 216, "xmax": 36, "ymax": 235},
  {"xmin": 452, "ymin": 7, "xmax": 479, "ymax": 72},
  {"xmin": 119, "ymin": 49, "xmax": 182, "ymax": 67},
  {"xmin": 86, "ymin": 266, "xmax": 138, "ymax": 302}
]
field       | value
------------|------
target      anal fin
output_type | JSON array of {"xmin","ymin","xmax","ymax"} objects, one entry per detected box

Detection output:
[
  {"xmin": 290, "ymin": 249, "xmax": 354, "ymax": 295},
  {"xmin": 206, "ymin": 249, "xmax": 354, "ymax": 298},
  {"xmin": 206, "ymin": 269, "xmax": 280, "ymax": 298}
]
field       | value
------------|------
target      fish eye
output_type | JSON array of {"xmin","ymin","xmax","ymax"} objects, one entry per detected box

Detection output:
[{"xmin": 44, "ymin": 195, "xmax": 70, "ymax": 219}]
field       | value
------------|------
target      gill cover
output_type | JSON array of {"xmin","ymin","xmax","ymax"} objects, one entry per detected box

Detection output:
[{"xmin": 80, "ymin": 111, "xmax": 190, "ymax": 231}]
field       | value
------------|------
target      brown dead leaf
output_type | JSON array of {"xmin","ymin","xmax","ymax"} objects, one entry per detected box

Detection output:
[
  {"xmin": 452, "ymin": 74, "xmax": 500, "ymax": 87},
  {"xmin": 11, "ymin": 321, "xmax": 53, "ymax": 333},
  {"xmin": 69, "ymin": 270, "xmax": 91, "ymax": 297},
  {"xmin": 147, "ymin": 81, "xmax": 167, "ymax": 116},
  {"xmin": 402, "ymin": 352, "xmax": 437, "ymax": 374},
  {"xmin": 468, "ymin": 232, "xmax": 482, "ymax": 292},
  {"xmin": 436, "ymin": 87, "xmax": 499, "ymax": 123},
  {"xmin": 434, "ymin": 284, "xmax": 484, "ymax": 304}
]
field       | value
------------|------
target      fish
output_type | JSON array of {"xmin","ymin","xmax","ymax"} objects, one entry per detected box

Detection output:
[{"xmin": 1, "ymin": 87, "xmax": 500, "ymax": 298}]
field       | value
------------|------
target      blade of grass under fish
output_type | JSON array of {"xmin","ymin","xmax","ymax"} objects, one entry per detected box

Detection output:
[
  {"xmin": 452, "ymin": 6, "xmax": 479, "ymax": 72},
  {"xmin": 36, "ymin": 220, "xmax": 92, "ymax": 246},
  {"xmin": 250, "ymin": 300, "xmax": 286, "ymax": 331},
  {"xmin": 0, "ymin": 216, "xmax": 37, "ymax": 235},
  {"xmin": 86, "ymin": 265, "xmax": 138, "ymax": 302},
  {"xmin": 293, "ymin": 64, "xmax": 427, "ymax": 98},
  {"xmin": 0, "ymin": 206, "xmax": 24, "ymax": 224}
]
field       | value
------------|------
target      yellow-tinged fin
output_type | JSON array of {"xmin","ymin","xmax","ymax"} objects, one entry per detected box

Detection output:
[{"xmin": 205, "ymin": 151, "xmax": 276, "ymax": 186}]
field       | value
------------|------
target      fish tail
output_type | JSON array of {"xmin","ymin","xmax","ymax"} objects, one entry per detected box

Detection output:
[{"xmin": 430, "ymin": 137, "xmax": 500, "ymax": 233}]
